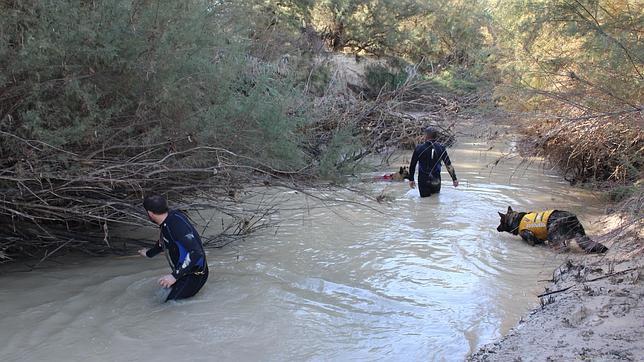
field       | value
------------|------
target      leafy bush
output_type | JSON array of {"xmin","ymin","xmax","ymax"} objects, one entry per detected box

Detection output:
[
  {"xmin": 0, "ymin": 1, "xmax": 325, "ymax": 257},
  {"xmin": 365, "ymin": 65, "xmax": 409, "ymax": 93},
  {"xmin": 0, "ymin": 1, "xmax": 317, "ymax": 170},
  {"xmin": 431, "ymin": 69, "xmax": 481, "ymax": 94},
  {"xmin": 607, "ymin": 186, "xmax": 640, "ymax": 203}
]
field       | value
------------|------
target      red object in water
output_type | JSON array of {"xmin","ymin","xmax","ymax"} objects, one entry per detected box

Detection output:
[{"xmin": 375, "ymin": 173, "xmax": 395, "ymax": 181}]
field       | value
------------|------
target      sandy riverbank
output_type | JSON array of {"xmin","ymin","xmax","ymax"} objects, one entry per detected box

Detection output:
[{"xmin": 469, "ymin": 212, "xmax": 644, "ymax": 361}]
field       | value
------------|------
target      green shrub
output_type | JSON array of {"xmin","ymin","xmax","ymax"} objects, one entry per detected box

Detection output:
[
  {"xmin": 0, "ymin": 1, "xmax": 312, "ymax": 172},
  {"xmin": 431, "ymin": 69, "xmax": 480, "ymax": 94},
  {"xmin": 317, "ymin": 127, "xmax": 364, "ymax": 180},
  {"xmin": 606, "ymin": 186, "xmax": 640, "ymax": 203},
  {"xmin": 303, "ymin": 62, "xmax": 332, "ymax": 96},
  {"xmin": 365, "ymin": 65, "xmax": 409, "ymax": 93}
]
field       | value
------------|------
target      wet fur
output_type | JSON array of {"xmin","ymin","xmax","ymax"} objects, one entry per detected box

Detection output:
[{"xmin": 496, "ymin": 206, "xmax": 608, "ymax": 253}]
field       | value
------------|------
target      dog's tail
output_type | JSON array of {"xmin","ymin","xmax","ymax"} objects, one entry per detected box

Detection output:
[{"xmin": 577, "ymin": 236, "xmax": 608, "ymax": 253}]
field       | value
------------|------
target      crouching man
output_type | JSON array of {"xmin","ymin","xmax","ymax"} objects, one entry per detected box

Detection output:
[{"xmin": 139, "ymin": 194, "xmax": 208, "ymax": 302}]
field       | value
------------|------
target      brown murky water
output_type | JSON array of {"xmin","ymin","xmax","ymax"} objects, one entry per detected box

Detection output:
[{"xmin": 0, "ymin": 137, "xmax": 604, "ymax": 361}]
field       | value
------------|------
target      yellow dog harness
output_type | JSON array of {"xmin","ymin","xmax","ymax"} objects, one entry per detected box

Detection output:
[{"xmin": 518, "ymin": 210, "xmax": 554, "ymax": 240}]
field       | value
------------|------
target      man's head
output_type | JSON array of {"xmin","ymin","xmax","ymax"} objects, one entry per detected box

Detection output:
[
  {"xmin": 424, "ymin": 126, "xmax": 438, "ymax": 141},
  {"xmin": 143, "ymin": 194, "xmax": 168, "ymax": 224}
]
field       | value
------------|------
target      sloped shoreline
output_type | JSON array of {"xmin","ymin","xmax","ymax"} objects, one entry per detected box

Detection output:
[{"xmin": 469, "ymin": 214, "xmax": 644, "ymax": 361}]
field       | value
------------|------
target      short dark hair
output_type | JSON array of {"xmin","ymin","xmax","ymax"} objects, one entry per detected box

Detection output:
[
  {"xmin": 143, "ymin": 194, "xmax": 168, "ymax": 214},
  {"xmin": 423, "ymin": 126, "xmax": 438, "ymax": 139}
]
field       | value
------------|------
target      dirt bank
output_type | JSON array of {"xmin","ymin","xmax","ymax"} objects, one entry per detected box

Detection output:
[{"xmin": 469, "ymin": 212, "xmax": 644, "ymax": 361}]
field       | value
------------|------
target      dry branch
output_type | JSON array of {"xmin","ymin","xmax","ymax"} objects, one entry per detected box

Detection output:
[
  {"xmin": 0, "ymin": 131, "xmax": 284, "ymax": 262},
  {"xmin": 521, "ymin": 113, "xmax": 643, "ymax": 184},
  {"xmin": 304, "ymin": 79, "xmax": 462, "ymax": 167},
  {"xmin": 0, "ymin": 75, "xmax": 470, "ymax": 263}
]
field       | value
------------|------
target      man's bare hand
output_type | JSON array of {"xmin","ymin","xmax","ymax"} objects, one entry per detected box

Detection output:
[
  {"xmin": 138, "ymin": 248, "xmax": 149, "ymax": 257},
  {"xmin": 158, "ymin": 274, "xmax": 177, "ymax": 288},
  {"xmin": 453, "ymin": 180, "xmax": 459, "ymax": 187},
  {"xmin": 409, "ymin": 180, "xmax": 416, "ymax": 189}
]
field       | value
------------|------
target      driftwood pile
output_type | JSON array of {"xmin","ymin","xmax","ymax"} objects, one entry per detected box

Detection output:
[
  {"xmin": 0, "ymin": 132, "xmax": 278, "ymax": 264},
  {"xmin": 305, "ymin": 80, "xmax": 463, "ymax": 168},
  {"xmin": 523, "ymin": 115, "xmax": 643, "ymax": 184}
]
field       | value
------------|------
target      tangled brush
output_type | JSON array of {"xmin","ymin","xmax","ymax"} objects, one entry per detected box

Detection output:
[{"xmin": 524, "ymin": 116, "xmax": 643, "ymax": 184}]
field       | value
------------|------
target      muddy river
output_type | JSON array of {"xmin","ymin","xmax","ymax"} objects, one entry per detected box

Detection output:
[{"xmin": 0, "ymin": 136, "xmax": 604, "ymax": 361}]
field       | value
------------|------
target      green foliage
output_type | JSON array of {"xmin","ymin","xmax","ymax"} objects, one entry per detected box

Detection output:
[
  {"xmin": 492, "ymin": 0, "xmax": 643, "ymax": 113},
  {"xmin": 4, "ymin": 0, "xmax": 636, "ymax": 186},
  {"xmin": 431, "ymin": 69, "xmax": 481, "ymax": 94},
  {"xmin": 273, "ymin": 0, "xmax": 493, "ymax": 71},
  {"xmin": 606, "ymin": 185, "xmax": 639, "ymax": 203},
  {"xmin": 317, "ymin": 0, "xmax": 423, "ymax": 53},
  {"xmin": 403, "ymin": 1, "xmax": 492, "ymax": 70},
  {"xmin": 0, "ymin": 1, "xmax": 312, "ymax": 172},
  {"xmin": 317, "ymin": 127, "xmax": 363, "ymax": 179},
  {"xmin": 303, "ymin": 63, "xmax": 332, "ymax": 96},
  {"xmin": 489, "ymin": 0, "xmax": 642, "ymax": 185},
  {"xmin": 365, "ymin": 65, "xmax": 409, "ymax": 92}
]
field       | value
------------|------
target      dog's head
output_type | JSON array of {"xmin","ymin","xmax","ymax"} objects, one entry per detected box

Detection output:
[
  {"xmin": 497, "ymin": 206, "xmax": 521, "ymax": 234},
  {"xmin": 398, "ymin": 166, "xmax": 410, "ymax": 180}
]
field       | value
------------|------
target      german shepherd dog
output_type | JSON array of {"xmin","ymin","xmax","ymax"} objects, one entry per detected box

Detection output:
[
  {"xmin": 496, "ymin": 206, "xmax": 608, "ymax": 253},
  {"xmin": 375, "ymin": 166, "xmax": 410, "ymax": 182}
]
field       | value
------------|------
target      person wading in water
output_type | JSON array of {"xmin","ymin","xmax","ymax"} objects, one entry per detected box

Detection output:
[
  {"xmin": 407, "ymin": 126, "xmax": 459, "ymax": 197},
  {"xmin": 138, "ymin": 195, "xmax": 209, "ymax": 301}
]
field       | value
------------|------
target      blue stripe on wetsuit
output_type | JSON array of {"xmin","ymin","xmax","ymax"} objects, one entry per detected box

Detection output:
[
  {"xmin": 160, "ymin": 210, "xmax": 206, "ymax": 279},
  {"xmin": 173, "ymin": 212, "xmax": 205, "ymax": 269}
]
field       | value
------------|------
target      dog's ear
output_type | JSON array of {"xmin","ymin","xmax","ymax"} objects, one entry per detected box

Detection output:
[
  {"xmin": 498, "ymin": 211, "xmax": 505, "ymax": 218},
  {"xmin": 507, "ymin": 206, "xmax": 513, "ymax": 213}
]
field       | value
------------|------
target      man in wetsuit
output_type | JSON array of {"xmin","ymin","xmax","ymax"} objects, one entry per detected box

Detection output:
[
  {"xmin": 138, "ymin": 195, "xmax": 208, "ymax": 301},
  {"xmin": 407, "ymin": 126, "xmax": 459, "ymax": 197}
]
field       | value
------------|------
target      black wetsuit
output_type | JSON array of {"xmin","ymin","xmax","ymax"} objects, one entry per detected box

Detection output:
[
  {"xmin": 407, "ymin": 140, "xmax": 457, "ymax": 197},
  {"xmin": 146, "ymin": 209, "xmax": 208, "ymax": 301}
]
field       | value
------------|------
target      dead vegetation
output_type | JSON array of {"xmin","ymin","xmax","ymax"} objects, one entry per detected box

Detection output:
[
  {"xmin": 304, "ymin": 72, "xmax": 486, "ymax": 170},
  {"xmin": 0, "ymin": 63, "xmax": 473, "ymax": 264},
  {"xmin": 0, "ymin": 1, "xmax": 487, "ymax": 264},
  {"xmin": 521, "ymin": 114, "xmax": 643, "ymax": 185},
  {"xmin": 0, "ymin": 131, "xmax": 283, "ymax": 264}
]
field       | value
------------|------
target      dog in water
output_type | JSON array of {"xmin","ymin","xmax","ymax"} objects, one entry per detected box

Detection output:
[
  {"xmin": 496, "ymin": 206, "xmax": 608, "ymax": 253},
  {"xmin": 375, "ymin": 167, "xmax": 410, "ymax": 182}
]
